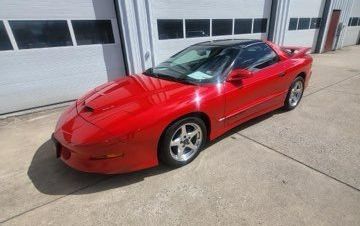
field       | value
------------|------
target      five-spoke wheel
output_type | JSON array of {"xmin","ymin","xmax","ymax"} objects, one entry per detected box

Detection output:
[
  {"xmin": 169, "ymin": 123, "xmax": 203, "ymax": 162},
  {"xmin": 284, "ymin": 76, "xmax": 305, "ymax": 110},
  {"xmin": 159, "ymin": 117, "xmax": 206, "ymax": 167}
]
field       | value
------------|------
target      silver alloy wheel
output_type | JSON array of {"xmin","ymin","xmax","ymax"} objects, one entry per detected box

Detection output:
[
  {"xmin": 169, "ymin": 123, "xmax": 203, "ymax": 162},
  {"xmin": 289, "ymin": 80, "xmax": 304, "ymax": 107}
]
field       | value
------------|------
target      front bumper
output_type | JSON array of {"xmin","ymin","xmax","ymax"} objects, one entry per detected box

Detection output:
[
  {"xmin": 52, "ymin": 104, "xmax": 158, "ymax": 174},
  {"xmin": 52, "ymin": 133, "xmax": 158, "ymax": 174}
]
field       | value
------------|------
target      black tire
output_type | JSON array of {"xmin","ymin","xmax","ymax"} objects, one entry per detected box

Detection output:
[
  {"xmin": 159, "ymin": 117, "xmax": 207, "ymax": 167},
  {"xmin": 284, "ymin": 76, "xmax": 305, "ymax": 111}
]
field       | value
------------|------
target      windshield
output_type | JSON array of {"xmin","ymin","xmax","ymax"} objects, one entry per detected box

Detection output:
[{"xmin": 144, "ymin": 45, "xmax": 239, "ymax": 84}]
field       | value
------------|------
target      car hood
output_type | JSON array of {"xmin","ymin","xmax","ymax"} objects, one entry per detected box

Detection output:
[{"xmin": 76, "ymin": 74, "xmax": 197, "ymax": 132}]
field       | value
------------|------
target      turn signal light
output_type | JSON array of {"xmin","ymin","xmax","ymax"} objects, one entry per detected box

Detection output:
[{"xmin": 90, "ymin": 153, "xmax": 124, "ymax": 160}]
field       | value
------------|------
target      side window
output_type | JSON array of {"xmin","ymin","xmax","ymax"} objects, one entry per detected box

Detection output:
[{"xmin": 234, "ymin": 43, "xmax": 279, "ymax": 70}]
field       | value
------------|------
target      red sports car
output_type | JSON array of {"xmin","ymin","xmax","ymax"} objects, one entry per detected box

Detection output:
[{"xmin": 53, "ymin": 39, "xmax": 312, "ymax": 174}]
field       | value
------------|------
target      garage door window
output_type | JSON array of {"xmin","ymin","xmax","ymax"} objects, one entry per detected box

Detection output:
[
  {"xmin": 350, "ymin": 17, "xmax": 359, "ymax": 26},
  {"xmin": 0, "ymin": 21, "xmax": 13, "ymax": 51},
  {"xmin": 289, "ymin": 18, "xmax": 298, "ymax": 30},
  {"xmin": 212, "ymin": 19, "xmax": 233, "ymax": 36},
  {"xmin": 298, "ymin": 18, "xmax": 310, "ymax": 30},
  {"xmin": 157, "ymin": 19, "xmax": 183, "ymax": 40},
  {"xmin": 185, "ymin": 19, "xmax": 210, "ymax": 38},
  {"xmin": 72, "ymin": 20, "xmax": 114, "ymax": 45},
  {"xmin": 253, "ymin": 18, "xmax": 267, "ymax": 33},
  {"xmin": 10, "ymin": 20, "xmax": 72, "ymax": 49},
  {"xmin": 310, "ymin": 18, "xmax": 322, "ymax": 29},
  {"xmin": 234, "ymin": 19, "xmax": 252, "ymax": 34}
]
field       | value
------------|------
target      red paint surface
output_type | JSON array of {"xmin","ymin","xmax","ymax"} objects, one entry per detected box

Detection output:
[{"xmin": 53, "ymin": 41, "xmax": 313, "ymax": 174}]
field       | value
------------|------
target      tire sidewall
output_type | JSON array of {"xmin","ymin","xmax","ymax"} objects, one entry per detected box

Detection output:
[
  {"xmin": 159, "ymin": 117, "xmax": 207, "ymax": 167},
  {"xmin": 284, "ymin": 76, "xmax": 305, "ymax": 110}
]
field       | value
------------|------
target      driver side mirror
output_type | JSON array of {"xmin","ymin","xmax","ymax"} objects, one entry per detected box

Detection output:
[{"xmin": 226, "ymin": 68, "xmax": 253, "ymax": 82}]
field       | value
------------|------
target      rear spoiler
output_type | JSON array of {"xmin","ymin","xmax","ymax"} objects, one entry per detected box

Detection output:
[{"xmin": 281, "ymin": 46, "xmax": 311, "ymax": 58}]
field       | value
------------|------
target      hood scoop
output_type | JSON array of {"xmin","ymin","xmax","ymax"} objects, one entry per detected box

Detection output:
[{"xmin": 83, "ymin": 105, "xmax": 94, "ymax": 112}]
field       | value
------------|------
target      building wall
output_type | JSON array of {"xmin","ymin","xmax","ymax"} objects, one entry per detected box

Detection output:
[
  {"xmin": 342, "ymin": 0, "xmax": 360, "ymax": 46},
  {"xmin": 0, "ymin": 0, "xmax": 126, "ymax": 114},
  {"xmin": 119, "ymin": 0, "xmax": 360, "ymax": 75},
  {"xmin": 319, "ymin": 0, "xmax": 354, "ymax": 52}
]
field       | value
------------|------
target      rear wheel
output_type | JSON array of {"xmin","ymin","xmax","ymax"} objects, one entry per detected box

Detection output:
[
  {"xmin": 284, "ymin": 76, "xmax": 305, "ymax": 110},
  {"xmin": 159, "ymin": 117, "xmax": 207, "ymax": 167}
]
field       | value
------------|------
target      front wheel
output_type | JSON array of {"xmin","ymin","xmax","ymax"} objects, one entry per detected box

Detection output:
[
  {"xmin": 284, "ymin": 76, "xmax": 305, "ymax": 110},
  {"xmin": 159, "ymin": 117, "xmax": 207, "ymax": 167}
]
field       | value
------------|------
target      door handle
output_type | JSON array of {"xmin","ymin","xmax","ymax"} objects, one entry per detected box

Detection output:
[{"xmin": 278, "ymin": 72, "xmax": 286, "ymax": 77}]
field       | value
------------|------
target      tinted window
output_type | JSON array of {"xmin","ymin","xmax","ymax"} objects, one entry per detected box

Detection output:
[
  {"xmin": 351, "ymin": 17, "xmax": 359, "ymax": 26},
  {"xmin": 289, "ymin": 18, "xmax": 298, "ymax": 30},
  {"xmin": 212, "ymin": 19, "xmax": 233, "ymax": 36},
  {"xmin": 253, "ymin": 18, "xmax": 268, "ymax": 33},
  {"xmin": 310, "ymin": 18, "xmax": 321, "ymax": 29},
  {"xmin": 0, "ymin": 21, "xmax": 13, "ymax": 51},
  {"xmin": 146, "ymin": 46, "xmax": 239, "ymax": 83},
  {"xmin": 234, "ymin": 19, "xmax": 252, "ymax": 34},
  {"xmin": 72, "ymin": 20, "xmax": 114, "ymax": 45},
  {"xmin": 234, "ymin": 43, "xmax": 278, "ymax": 70},
  {"xmin": 298, "ymin": 18, "xmax": 310, "ymax": 30},
  {"xmin": 157, "ymin": 19, "xmax": 183, "ymax": 40},
  {"xmin": 10, "ymin": 20, "xmax": 72, "ymax": 49},
  {"xmin": 185, "ymin": 19, "xmax": 210, "ymax": 38}
]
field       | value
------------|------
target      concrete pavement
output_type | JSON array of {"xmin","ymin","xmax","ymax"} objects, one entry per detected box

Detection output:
[{"xmin": 0, "ymin": 46, "xmax": 360, "ymax": 225}]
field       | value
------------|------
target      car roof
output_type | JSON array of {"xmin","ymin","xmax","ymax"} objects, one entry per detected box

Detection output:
[{"xmin": 193, "ymin": 39, "xmax": 263, "ymax": 48}]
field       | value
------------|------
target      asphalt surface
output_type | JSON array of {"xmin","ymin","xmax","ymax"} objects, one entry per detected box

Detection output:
[{"xmin": 0, "ymin": 46, "xmax": 360, "ymax": 226}]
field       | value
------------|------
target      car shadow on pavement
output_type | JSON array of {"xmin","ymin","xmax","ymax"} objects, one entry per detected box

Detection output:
[{"xmin": 28, "ymin": 109, "xmax": 283, "ymax": 195}]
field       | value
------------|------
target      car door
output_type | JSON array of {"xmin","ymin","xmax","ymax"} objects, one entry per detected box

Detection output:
[{"xmin": 224, "ymin": 43, "xmax": 287, "ymax": 127}]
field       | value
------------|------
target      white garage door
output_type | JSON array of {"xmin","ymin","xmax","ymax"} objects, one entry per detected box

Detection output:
[
  {"xmin": 343, "ymin": 0, "xmax": 360, "ymax": 47},
  {"xmin": 0, "ymin": 0, "xmax": 126, "ymax": 114},
  {"xmin": 148, "ymin": 0, "xmax": 272, "ymax": 65},
  {"xmin": 282, "ymin": 0, "xmax": 325, "ymax": 51}
]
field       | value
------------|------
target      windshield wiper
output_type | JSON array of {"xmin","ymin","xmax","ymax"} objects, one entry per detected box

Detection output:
[
  {"xmin": 156, "ymin": 73, "xmax": 197, "ymax": 85},
  {"xmin": 143, "ymin": 70, "xmax": 159, "ymax": 78},
  {"xmin": 144, "ymin": 68, "xmax": 197, "ymax": 85}
]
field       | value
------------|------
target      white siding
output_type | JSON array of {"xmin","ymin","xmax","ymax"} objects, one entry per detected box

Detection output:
[{"xmin": 0, "ymin": 0, "xmax": 126, "ymax": 114}]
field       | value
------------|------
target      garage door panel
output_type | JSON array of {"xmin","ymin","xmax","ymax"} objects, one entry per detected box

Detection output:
[
  {"xmin": 343, "ymin": 27, "xmax": 360, "ymax": 46},
  {"xmin": 0, "ymin": 44, "xmax": 125, "ymax": 86},
  {"xmin": 283, "ymin": 30, "xmax": 320, "ymax": 50},
  {"xmin": 0, "ymin": 0, "xmax": 117, "ymax": 19},
  {"xmin": 0, "ymin": 72, "xmax": 106, "ymax": 114},
  {"xmin": 150, "ymin": 0, "xmax": 271, "ymax": 18}
]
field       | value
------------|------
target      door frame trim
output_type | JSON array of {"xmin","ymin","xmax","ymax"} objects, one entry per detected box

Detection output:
[{"xmin": 315, "ymin": 0, "xmax": 331, "ymax": 53}]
